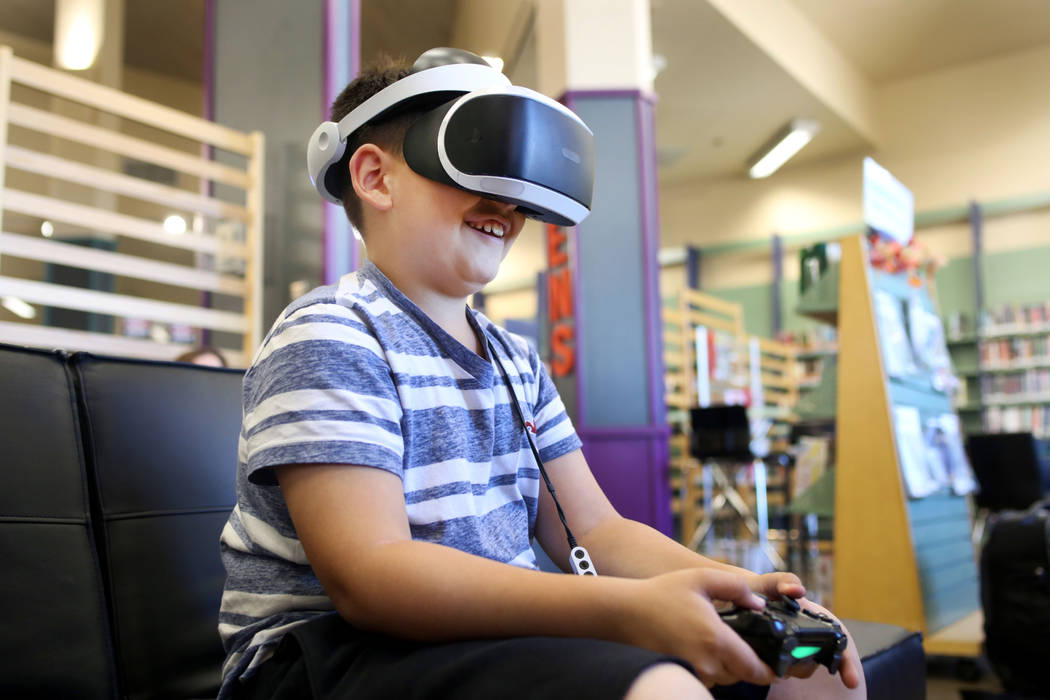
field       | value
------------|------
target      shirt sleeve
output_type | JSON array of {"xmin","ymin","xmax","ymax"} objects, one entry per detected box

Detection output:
[
  {"xmin": 240, "ymin": 302, "xmax": 404, "ymax": 485},
  {"xmin": 528, "ymin": 344, "xmax": 582, "ymax": 462}
]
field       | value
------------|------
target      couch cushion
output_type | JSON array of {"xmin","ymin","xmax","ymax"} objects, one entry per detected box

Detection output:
[
  {"xmin": 848, "ymin": 618, "xmax": 925, "ymax": 700},
  {"xmin": 73, "ymin": 353, "xmax": 242, "ymax": 700},
  {"xmin": 0, "ymin": 343, "xmax": 117, "ymax": 699}
]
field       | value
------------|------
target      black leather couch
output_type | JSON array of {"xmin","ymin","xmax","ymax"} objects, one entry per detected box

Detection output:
[{"xmin": 0, "ymin": 342, "xmax": 926, "ymax": 698}]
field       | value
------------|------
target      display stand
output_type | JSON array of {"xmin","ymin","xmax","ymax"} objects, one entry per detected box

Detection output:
[{"xmin": 829, "ymin": 235, "xmax": 981, "ymax": 653}]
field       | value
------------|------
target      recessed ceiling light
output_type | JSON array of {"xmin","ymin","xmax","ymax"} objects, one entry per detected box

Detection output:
[
  {"xmin": 40, "ymin": 221, "xmax": 54, "ymax": 237},
  {"xmin": 54, "ymin": 0, "xmax": 104, "ymax": 70},
  {"xmin": 748, "ymin": 119, "xmax": 820, "ymax": 179},
  {"xmin": 163, "ymin": 214, "xmax": 187, "ymax": 235}
]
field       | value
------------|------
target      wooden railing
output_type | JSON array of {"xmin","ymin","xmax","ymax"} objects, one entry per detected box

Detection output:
[
  {"xmin": 0, "ymin": 46, "xmax": 263, "ymax": 367},
  {"xmin": 662, "ymin": 289, "xmax": 801, "ymax": 545}
]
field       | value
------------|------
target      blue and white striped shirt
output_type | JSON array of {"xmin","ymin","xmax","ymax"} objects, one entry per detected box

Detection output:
[{"xmin": 217, "ymin": 261, "xmax": 581, "ymax": 693}]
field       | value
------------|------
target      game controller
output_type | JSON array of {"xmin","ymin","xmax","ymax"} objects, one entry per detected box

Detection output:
[{"xmin": 719, "ymin": 595, "xmax": 847, "ymax": 677}]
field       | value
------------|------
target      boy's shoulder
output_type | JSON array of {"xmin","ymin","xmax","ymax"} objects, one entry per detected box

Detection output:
[
  {"xmin": 248, "ymin": 268, "xmax": 398, "ymax": 369},
  {"xmin": 275, "ymin": 266, "xmax": 398, "ymax": 330}
]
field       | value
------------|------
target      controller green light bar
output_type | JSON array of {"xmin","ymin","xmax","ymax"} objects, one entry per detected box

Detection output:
[{"xmin": 791, "ymin": 646, "xmax": 822, "ymax": 659}]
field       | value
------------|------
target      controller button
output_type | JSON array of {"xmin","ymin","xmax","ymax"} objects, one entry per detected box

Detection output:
[
  {"xmin": 578, "ymin": 560, "xmax": 590, "ymax": 570},
  {"xmin": 574, "ymin": 550, "xmax": 585, "ymax": 559}
]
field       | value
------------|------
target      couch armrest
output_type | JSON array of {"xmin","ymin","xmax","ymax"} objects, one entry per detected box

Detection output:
[{"xmin": 846, "ymin": 619, "xmax": 925, "ymax": 700}]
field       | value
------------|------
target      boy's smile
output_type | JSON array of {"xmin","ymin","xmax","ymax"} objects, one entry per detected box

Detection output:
[
  {"xmin": 395, "ymin": 161, "xmax": 524, "ymax": 292},
  {"xmin": 464, "ymin": 216, "xmax": 507, "ymax": 239}
]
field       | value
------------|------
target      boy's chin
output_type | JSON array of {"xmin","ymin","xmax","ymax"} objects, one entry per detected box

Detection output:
[{"xmin": 456, "ymin": 262, "xmax": 502, "ymax": 293}]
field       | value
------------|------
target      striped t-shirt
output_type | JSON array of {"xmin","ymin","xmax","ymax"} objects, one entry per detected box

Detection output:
[{"xmin": 217, "ymin": 261, "xmax": 582, "ymax": 695}]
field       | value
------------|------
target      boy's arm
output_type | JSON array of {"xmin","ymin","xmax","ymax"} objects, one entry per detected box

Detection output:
[
  {"xmin": 533, "ymin": 448, "xmax": 763, "ymax": 581},
  {"xmin": 533, "ymin": 448, "xmax": 863, "ymax": 690},
  {"xmin": 275, "ymin": 461, "xmax": 776, "ymax": 688}
]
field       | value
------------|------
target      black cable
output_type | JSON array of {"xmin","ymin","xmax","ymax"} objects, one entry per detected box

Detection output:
[{"xmin": 486, "ymin": 337, "xmax": 578, "ymax": 549}]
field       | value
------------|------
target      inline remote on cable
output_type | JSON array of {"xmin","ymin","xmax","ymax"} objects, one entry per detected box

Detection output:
[{"xmin": 569, "ymin": 546, "xmax": 597, "ymax": 576}]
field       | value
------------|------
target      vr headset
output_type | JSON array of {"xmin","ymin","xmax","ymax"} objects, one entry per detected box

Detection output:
[{"xmin": 307, "ymin": 48, "xmax": 595, "ymax": 227}]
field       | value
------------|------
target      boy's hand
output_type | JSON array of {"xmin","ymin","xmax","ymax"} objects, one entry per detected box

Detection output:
[
  {"xmin": 746, "ymin": 571, "xmax": 806, "ymax": 601},
  {"xmin": 745, "ymin": 573, "xmax": 862, "ymax": 689},
  {"xmin": 623, "ymin": 569, "xmax": 777, "ymax": 688}
]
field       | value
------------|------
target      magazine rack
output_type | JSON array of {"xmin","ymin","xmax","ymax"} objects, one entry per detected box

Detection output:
[{"xmin": 830, "ymin": 234, "xmax": 981, "ymax": 652}]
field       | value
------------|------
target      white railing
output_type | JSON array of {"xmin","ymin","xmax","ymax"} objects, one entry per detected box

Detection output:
[{"xmin": 0, "ymin": 46, "xmax": 264, "ymax": 367}]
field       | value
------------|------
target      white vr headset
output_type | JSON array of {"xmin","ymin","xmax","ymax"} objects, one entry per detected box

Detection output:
[{"xmin": 307, "ymin": 48, "xmax": 595, "ymax": 227}]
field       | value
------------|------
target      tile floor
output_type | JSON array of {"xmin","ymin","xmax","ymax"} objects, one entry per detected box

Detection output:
[{"xmin": 926, "ymin": 657, "xmax": 1006, "ymax": 700}]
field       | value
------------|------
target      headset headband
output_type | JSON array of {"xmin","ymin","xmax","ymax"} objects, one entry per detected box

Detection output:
[{"xmin": 308, "ymin": 53, "xmax": 510, "ymax": 204}]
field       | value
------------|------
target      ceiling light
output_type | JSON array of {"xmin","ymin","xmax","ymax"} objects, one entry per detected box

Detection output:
[
  {"xmin": 748, "ymin": 119, "xmax": 820, "ymax": 179},
  {"xmin": 163, "ymin": 214, "xmax": 187, "ymax": 235},
  {"xmin": 482, "ymin": 55, "xmax": 504, "ymax": 73},
  {"xmin": 40, "ymin": 220, "xmax": 54, "ymax": 237},
  {"xmin": 2, "ymin": 296, "xmax": 37, "ymax": 320},
  {"xmin": 54, "ymin": 0, "xmax": 105, "ymax": 71}
]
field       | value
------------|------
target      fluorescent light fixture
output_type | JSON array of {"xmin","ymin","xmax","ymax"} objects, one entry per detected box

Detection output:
[
  {"xmin": 2, "ymin": 296, "xmax": 37, "ymax": 320},
  {"xmin": 40, "ymin": 220, "xmax": 54, "ymax": 237},
  {"xmin": 748, "ymin": 118, "xmax": 820, "ymax": 179},
  {"xmin": 163, "ymin": 214, "xmax": 187, "ymax": 235},
  {"xmin": 482, "ymin": 55, "xmax": 504, "ymax": 73},
  {"xmin": 55, "ymin": 0, "xmax": 105, "ymax": 71}
]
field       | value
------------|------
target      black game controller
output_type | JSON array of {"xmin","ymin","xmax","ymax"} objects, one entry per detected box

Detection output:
[{"xmin": 719, "ymin": 595, "xmax": 847, "ymax": 677}]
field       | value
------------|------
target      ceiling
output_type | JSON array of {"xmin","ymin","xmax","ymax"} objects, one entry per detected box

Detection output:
[
  {"xmin": 650, "ymin": 0, "xmax": 1050, "ymax": 184},
  {"xmin": 789, "ymin": 0, "xmax": 1050, "ymax": 84},
  {"xmin": 650, "ymin": 0, "xmax": 867, "ymax": 185}
]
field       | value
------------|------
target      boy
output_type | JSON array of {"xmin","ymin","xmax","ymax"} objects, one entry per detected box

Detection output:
[{"xmin": 218, "ymin": 49, "xmax": 865, "ymax": 700}]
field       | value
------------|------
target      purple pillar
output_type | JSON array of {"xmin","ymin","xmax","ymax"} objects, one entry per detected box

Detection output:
[{"xmin": 558, "ymin": 90, "xmax": 671, "ymax": 536}]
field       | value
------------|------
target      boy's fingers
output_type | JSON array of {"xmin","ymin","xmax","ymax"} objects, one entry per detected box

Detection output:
[
  {"xmin": 839, "ymin": 644, "xmax": 863, "ymax": 689},
  {"xmin": 777, "ymin": 580, "xmax": 805, "ymax": 598},
  {"xmin": 699, "ymin": 570, "xmax": 766, "ymax": 609},
  {"xmin": 718, "ymin": 630, "xmax": 777, "ymax": 685}
]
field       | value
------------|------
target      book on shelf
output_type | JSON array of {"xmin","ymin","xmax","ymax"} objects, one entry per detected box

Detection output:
[
  {"xmin": 980, "ymin": 370, "xmax": 1050, "ymax": 400},
  {"xmin": 984, "ymin": 300, "xmax": 1050, "ymax": 328},
  {"xmin": 980, "ymin": 335, "xmax": 1050, "ymax": 366},
  {"xmin": 984, "ymin": 405, "xmax": 1050, "ymax": 439}
]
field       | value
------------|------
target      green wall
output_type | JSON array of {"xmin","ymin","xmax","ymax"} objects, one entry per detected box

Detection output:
[{"xmin": 702, "ymin": 244, "xmax": 1050, "ymax": 337}]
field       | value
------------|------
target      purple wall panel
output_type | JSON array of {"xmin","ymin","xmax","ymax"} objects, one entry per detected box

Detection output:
[{"xmin": 579, "ymin": 427, "xmax": 672, "ymax": 536}]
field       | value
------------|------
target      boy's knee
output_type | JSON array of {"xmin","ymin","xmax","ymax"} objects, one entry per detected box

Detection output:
[
  {"xmin": 767, "ymin": 667, "xmax": 867, "ymax": 700},
  {"xmin": 624, "ymin": 662, "xmax": 711, "ymax": 700}
]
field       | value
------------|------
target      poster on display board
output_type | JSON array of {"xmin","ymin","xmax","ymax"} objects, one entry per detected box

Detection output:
[{"xmin": 863, "ymin": 157, "xmax": 914, "ymax": 244}]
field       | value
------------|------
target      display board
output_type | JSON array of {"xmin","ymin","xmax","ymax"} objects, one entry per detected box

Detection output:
[{"xmin": 828, "ymin": 235, "xmax": 980, "ymax": 646}]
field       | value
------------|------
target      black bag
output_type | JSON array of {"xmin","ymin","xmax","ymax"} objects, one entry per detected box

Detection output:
[{"xmin": 981, "ymin": 500, "xmax": 1050, "ymax": 697}]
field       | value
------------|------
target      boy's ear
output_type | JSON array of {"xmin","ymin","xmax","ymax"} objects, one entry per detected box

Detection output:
[{"xmin": 348, "ymin": 144, "xmax": 393, "ymax": 213}]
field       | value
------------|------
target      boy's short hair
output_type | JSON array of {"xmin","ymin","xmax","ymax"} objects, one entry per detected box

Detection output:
[{"xmin": 328, "ymin": 56, "xmax": 422, "ymax": 233}]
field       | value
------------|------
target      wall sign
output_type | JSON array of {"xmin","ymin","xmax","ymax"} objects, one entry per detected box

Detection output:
[{"xmin": 545, "ymin": 223, "xmax": 575, "ymax": 377}]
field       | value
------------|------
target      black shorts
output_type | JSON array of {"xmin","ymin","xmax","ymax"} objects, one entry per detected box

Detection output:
[{"xmin": 234, "ymin": 612, "xmax": 769, "ymax": 700}]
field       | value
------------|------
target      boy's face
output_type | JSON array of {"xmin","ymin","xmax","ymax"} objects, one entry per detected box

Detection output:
[{"xmin": 388, "ymin": 158, "xmax": 526, "ymax": 297}]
